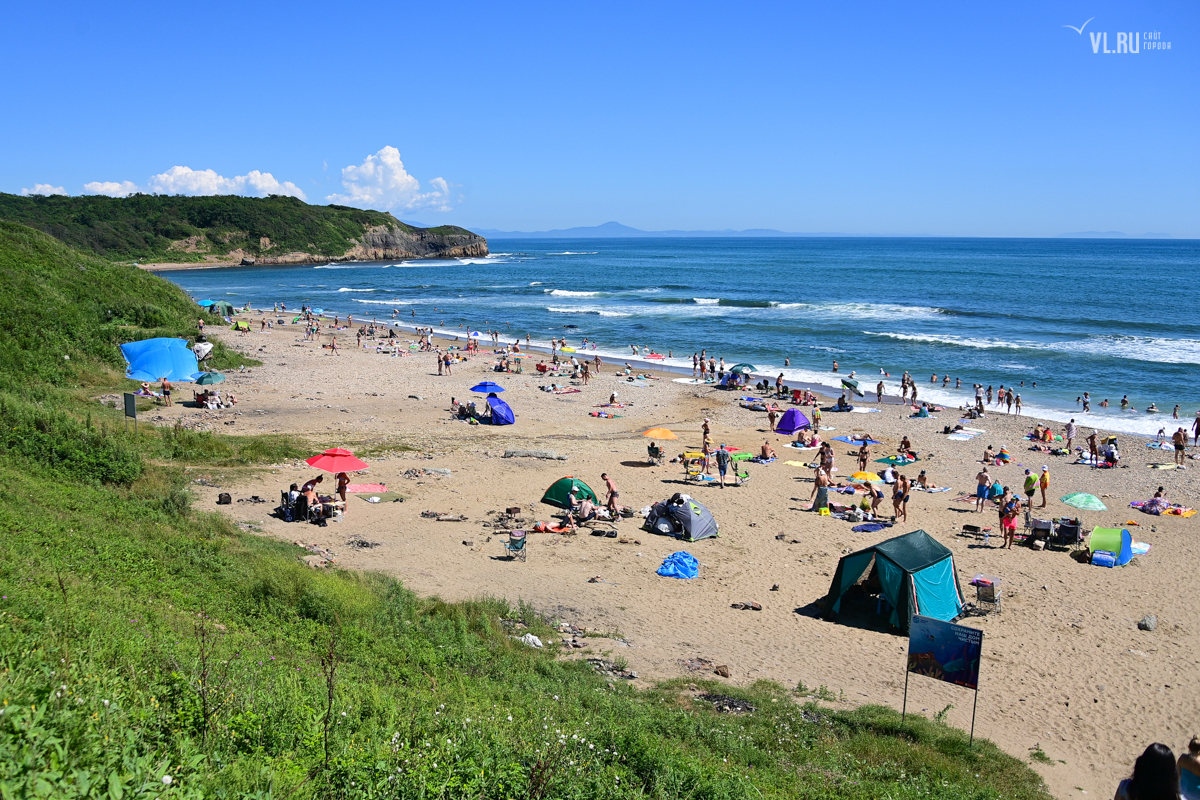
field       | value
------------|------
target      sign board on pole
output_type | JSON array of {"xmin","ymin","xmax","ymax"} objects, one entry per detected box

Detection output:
[
  {"xmin": 907, "ymin": 615, "xmax": 983, "ymax": 691},
  {"xmin": 123, "ymin": 393, "xmax": 137, "ymax": 419}
]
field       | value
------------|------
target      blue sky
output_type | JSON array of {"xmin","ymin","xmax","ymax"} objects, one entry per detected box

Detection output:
[{"xmin": 2, "ymin": 1, "xmax": 1196, "ymax": 236}]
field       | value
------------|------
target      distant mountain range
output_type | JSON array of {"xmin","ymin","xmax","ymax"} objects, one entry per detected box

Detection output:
[{"xmin": 473, "ymin": 221, "xmax": 1178, "ymax": 239}]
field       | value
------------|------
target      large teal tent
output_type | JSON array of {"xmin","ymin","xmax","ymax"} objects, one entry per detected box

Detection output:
[{"xmin": 823, "ymin": 530, "xmax": 964, "ymax": 633}]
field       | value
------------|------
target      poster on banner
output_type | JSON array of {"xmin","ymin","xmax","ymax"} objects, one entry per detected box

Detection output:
[{"xmin": 907, "ymin": 615, "xmax": 983, "ymax": 690}]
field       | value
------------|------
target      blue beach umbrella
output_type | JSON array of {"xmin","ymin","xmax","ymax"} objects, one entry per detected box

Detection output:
[
  {"xmin": 469, "ymin": 331, "xmax": 484, "ymax": 338},
  {"xmin": 470, "ymin": 381, "xmax": 506, "ymax": 393}
]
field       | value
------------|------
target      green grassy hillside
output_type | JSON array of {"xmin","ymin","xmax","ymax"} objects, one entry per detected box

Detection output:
[
  {"xmin": 0, "ymin": 193, "xmax": 478, "ymax": 263},
  {"xmin": 0, "ymin": 223, "xmax": 1052, "ymax": 798}
]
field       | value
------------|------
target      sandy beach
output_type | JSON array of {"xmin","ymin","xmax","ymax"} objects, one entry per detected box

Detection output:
[{"xmin": 151, "ymin": 315, "xmax": 1200, "ymax": 800}]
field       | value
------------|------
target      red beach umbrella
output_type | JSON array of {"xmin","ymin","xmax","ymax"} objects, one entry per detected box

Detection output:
[{"xmin": 306, "ymin": 447, "xmax": 369, "ymax": 473}]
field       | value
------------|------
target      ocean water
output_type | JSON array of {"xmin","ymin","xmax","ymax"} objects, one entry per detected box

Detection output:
[{"xmin": 163, "ymin": 237, "xmax": 1200, "ymax": 436}]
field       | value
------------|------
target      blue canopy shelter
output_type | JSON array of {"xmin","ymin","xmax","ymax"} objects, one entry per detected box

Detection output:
[
  {"xmin": 120, "ymin": 338, "xmax": 201, "ymax": 383},
  {"xmin": 774, "ymin": 408, "xmax": 811, "ymax": 435},
  {"xmin": 487, "ymin": 396, "xmax": 515, "ymax": 425}
]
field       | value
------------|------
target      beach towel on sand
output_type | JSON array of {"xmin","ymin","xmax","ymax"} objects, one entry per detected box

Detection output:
[
  {"xmin": 657, "ymin": 551, "xmax": 699, "ymax": 579},
  {"xmin": 832, "ymin": 436, "xmax": 882, "ymax": 445},
  {"xmin": 346, "ymin": 484, "xmax": 387, "ymax": 493}
]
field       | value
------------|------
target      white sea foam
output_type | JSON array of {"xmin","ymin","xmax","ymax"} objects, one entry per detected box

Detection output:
[
  {"xmin": 548, "ymin": 251, "xmax": 599, "ymax": 255},
  {"xmin": 353, "ymin": 299, "xmax": 414, "ymax": 305},
  {"xmin": 865, "ymin": 331, "xmax": 1200, "ymax": 366},
  {"xmin": 544, "ymin": 289, "xmax": 602, "ymax": 297},
  {"xmin": 776, "ymin": 302, "xmax": 946, "ymax": 320},
  {"xmin": 546, "ymin": 305, "xmax": 632, "ymax": 318},
  {"xmin": 529, "ymin": 281, "xmax": 544, "ymax": 285},
  {"xmin": 693, "ymin": 298, "xmax": 720, "ymax": 305},
  {"xmin": 338, "ymin": 288, "xmax": 375, "ymax": 292}
]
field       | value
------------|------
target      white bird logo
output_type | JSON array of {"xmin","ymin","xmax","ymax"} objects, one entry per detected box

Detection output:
[{"xmin": 1063, "ymin": 17, "xmax": 1095, "ymax": 34}]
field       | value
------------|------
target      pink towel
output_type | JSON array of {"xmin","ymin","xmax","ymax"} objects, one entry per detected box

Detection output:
[{"xmin": 346, "ymin": 483, "xmax": 387, "ymax": 493}]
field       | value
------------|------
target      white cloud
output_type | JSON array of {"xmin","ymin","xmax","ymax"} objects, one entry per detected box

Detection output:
[
  {"xmin": 83, "ymin": 180, "xmax": 140, "ymax": 197},
  {"xmin": 20, "ymin": 183, "xmax": 67, "ymax": 196},
  {"xmin": 145, "ymin": 166, "xmax": 306, "ymax": 200},
  {"xmin": 326, "ymin": 146, "xmax": 455, "ymax": 212}
]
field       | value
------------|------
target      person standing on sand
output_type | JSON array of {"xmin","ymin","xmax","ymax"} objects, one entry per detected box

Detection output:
[
  {"xmin": 1193, "ymin": 412, "xmax": 1200, "ymax": 446},
  {"xmin": 161, "ymin": 378, "xmax": 172, "ymax": 407},
  {"xmin": 1005, "ymin": 391, "xmax": 1013, "ymax": 414},
  {"xmin": 708, "ymin": 357, "xmax": 716, "ymax": 378},
  {"xmin": 1014, "ymin": 394, "xmax": 1022, "ymax": 415},
  {"xmin": 1038, "ymin": 465, "xmax": 1050, "ymax": 508},
  {"xmin": 714, "ymin": 444, "xmax": 731, "ymax": 488},
  {"xmin": 335, "ymin": 471, "xmax": 349, "ymax": 512},
  {"xmin": 901, "ymin": 380, "xmax": 909, "ymax": 405},
  {"xmin": 443, "ymin": 352, "xmax": 452, "ymax": 376},
  {"xmin": 601, "ymin": 473, "xmax": 619, "ymax": 514},
  {"xmin": 767, "ymin": 406, "xmax": 777, "ymax": 432},
  {"xmin": 811, "ymin": 405, "xmax": 822, "ymax": 428},
  {"xmin": 1065, "ymin": 419, "xmax": 1077, "ymax": 451},
  {"xmin": 776, "ymin": 373, "xmax": 784, "ymax": 398},
  {"xmin": 858, "ymin": 442, "xmax": 871, "ymax": 472},
  {"xmin": 436, "ymin": 353, "xmax": 443, "ymax": 376},
  {"xmin": 1173, "ymin": 427, "xmax": 1188, "ymax": 465},
  {"xmin": 975, "ymin": 467, "xmax": 990, "ymax": 512},
  {"xmin": 877, "ymin": 381, "xmax": 884, "ymax": 403},
  {"xmin": 701, "ymin": 417, "xmax": 711, "ymax": 440},
  {"xmin": 1022, "ymin": 469, "xmax": 1037, "ymax": 506},
  {"xmin": 910, "ymin": 385, "xmax": 918, "ymax": 406},
  {"xmin": 1086, "ymin": 430, "xmax": 1100, "ymax": 467},
  {"xmin": 810, "ymin": 468, "xmax": 830, "ymax": 511},
  {"xmin": 692, "ymin": 353, "xmax": 698, "ymax": 378},
  {"xmin": 892, "ymin": 474, "xmax": 908, "ymax": 521}
]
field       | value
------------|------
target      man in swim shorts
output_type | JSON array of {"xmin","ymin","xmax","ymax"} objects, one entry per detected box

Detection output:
[
  {"xmin": 1173, "ymin": 428, "xmax": 1188, "ymax": 465},
  {"xmin": 975, "ymin": 467, "xmax": 990, "ymax": 512},
  {"xmin": 810, "ymin": 468, "xmax": 830, "ymax": 511},
  {"xmin": 714, "ymin": 444, "xmax": 731, "ymax": 488},
  {"xmin": 601, "ymin": 472, "xmax": 620, "ymax": 513}
]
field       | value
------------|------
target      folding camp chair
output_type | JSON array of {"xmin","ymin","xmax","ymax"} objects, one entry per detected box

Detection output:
[
  {"xmin": 971, "ymin": 574, "xmax": 1001, "ymax": 614},
  {"xmin": 683, "ymin": 457, "xmax": 709, "ymax": 482},
  {"xmin": 504, "ymin": 530, "xmax": 527, "ymax": 561},
  {"xmin": 1050, "ymin": 518, "xmax": 1083, "ymax": 550},
  {"xmin": 278, "ymin": 490, "xmax": 295, "ymax": 522},
  {"xmin": 647, "ymin": 443, "xmax": 665, "ymax": 465}
]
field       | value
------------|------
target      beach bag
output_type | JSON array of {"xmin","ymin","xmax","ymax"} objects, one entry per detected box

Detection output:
[
  {"xmin": 217, "ymin": 493, "xmax": 232, "ymax": 505},
  {"xmin": 1092, "ymin": 550, "xmax": 1117, "ymax": 568}
]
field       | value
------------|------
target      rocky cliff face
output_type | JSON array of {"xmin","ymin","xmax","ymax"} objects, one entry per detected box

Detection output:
[{"xmin": 239, "ymin": 224, "xmax": 488, "ymax": 266}]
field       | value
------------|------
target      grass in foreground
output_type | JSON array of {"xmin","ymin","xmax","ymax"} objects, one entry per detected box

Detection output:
[{"xmin": 0, "ymin": 458, "xmax": 1051, "ymax": 799}]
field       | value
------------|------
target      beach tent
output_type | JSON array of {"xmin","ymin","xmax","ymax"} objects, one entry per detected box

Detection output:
[
  {"xmin": 645, "ymin": 494, "xmax": 719, "ymax": 541},
  {"xmin": 823, "ymin": 529, "xmax": 965, "ymax": 633},
  {"xmin": 120, "ymin": 338, "xmax": 201, "ymax": 383},
  {"xmin": 486, "ymin": 396, "xmax": 515, "ymax": 425},
  {"xmin": 774, "ymin": 408, "xmax": 811, "ymax": 435},
  {"xmin": 209, "ymin": 301, "xmax": 235, "ymax": 316},
  {"xmin": 1088, "ymin": 527, "xmax": 1134, "ymax": 566},
  {"xmin": 540, "ymin": 476, "xmax": 597, "ymax": 509}
]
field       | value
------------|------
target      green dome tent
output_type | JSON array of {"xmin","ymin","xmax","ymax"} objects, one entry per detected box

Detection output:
[
  {"xmin": 209, "ymin": 301, "xmax": 236, "ymax": 316},
  {"xmin": 540, "ymin": 476, "xmax": 598, "ymax": 509},
  {"xmin": 823, "ymin": 529, "xmax": 964, "ymax": 633}
]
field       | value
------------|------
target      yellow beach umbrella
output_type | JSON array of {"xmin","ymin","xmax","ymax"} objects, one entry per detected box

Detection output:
[
  {"xmin": 848, "ymin": 471, "xmax": 884, "ymax": 484},
  {"xmin": 643, "ymin": 427, "xmax": 678, "ymax": 440}
]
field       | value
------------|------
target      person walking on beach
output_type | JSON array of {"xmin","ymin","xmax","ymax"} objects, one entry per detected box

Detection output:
[
  {"xmin": 1064, "ymin": 419, "xmax": 1077, "ymax": 451},
  {"xmin": 1005, "ymin": 391, "xmax": 1013, "ymax": 414},
  {"xmin": 1193, "ymin": 412, "xmax": 1200, "ymax": 446},
  {"xmin": 901, "ymin": 381, "xmax": 909, "ymax": 405},
  {"xmin": 1038, "ymin": 465, "xmax": 1050, "ymax": 508},
  {"xmin": 1014, "ymin": 394, "xmax": 1022, "ymax": 415},
  {"xmin": 975, "ymin": 466, "xmax": 990, "ymax": 512},
  {"xmin": 767, "ymin": 406, "xmax": 777, "ymax": 432},
  {"xmin": 692, "ymin": 353, "xmax": 698, "ymax": 378}
]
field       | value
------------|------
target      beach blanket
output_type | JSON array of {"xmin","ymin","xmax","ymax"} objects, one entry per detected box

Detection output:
[
  {"xmin": 1145, "ymin": 441, "xmax": 1174, "ymax": 450},
  {"xmin": 848, "ymin": 407, "xmax": 881, "ymax": 414},
  {"xmin": 784, "ymin": 460, "xmax": 808, "ymax": 467},
  {"xmin": 550, "ymin": 388, "xmax": 581, "ymax": 394},
  {"xmin": 947, "ymin": 434, "xmax": 974, "ymax": 441},
  {"xmin": 346, "ymin": 484, "xmax": 388, "ymax": 493},
  {"xmin": 750, "ymin": 456, "xmax": 776, "ymax": 464},
  {"xmin": 1131, "ymin": 542, "xmax": 1152, "ymax": 555},
  {"xmin": 731, "ymin": 452, "xmax": 754, "ymax": 462},
  {"xmin": 831, "ymin": 436, "xmax": 882, "ymax": 445},
  {"xmin": 914, "ymin": 486, "xmax": 951, "ymax": 493},
  {"xmin": 851, "ymin": 522, "xmax": 892, "ymax": 533},
  {"xmin": 593, "ymin": 403, "xmax": 627, "ymax": 408},
  {"xmin": 356, "ymin": 492, "xmax": 404, "ymax": 503},
  {"xmin": 656, "ymin": 551, "xmax": 699, "ymax": 579},
  {"xmin": 875, "ymin": 455, "xmax": 920, "ymax": 466},
  {"xmin": 588, "ymin": 411, "xmax": 622, "ymax": 418}
]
